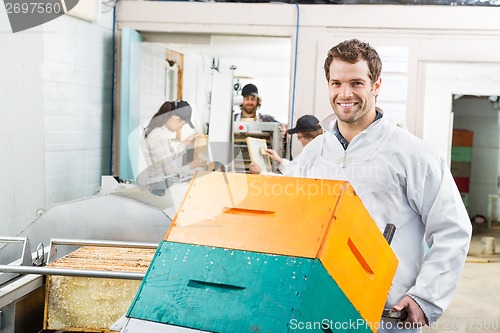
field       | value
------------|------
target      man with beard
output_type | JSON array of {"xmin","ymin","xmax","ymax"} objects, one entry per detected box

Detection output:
[
  {"xmin": 233, "ymin": 83, "xmax": 278, "ymax": 122},
  {"xmin": 233, "ymin": 83, "xmax": 287, "ymax": 173},
  {"xmin": 297, "ymin": 39, "xmax": 472, "ymax": 332}
]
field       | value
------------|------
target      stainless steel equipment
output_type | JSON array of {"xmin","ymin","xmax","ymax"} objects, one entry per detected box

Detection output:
[
  {"xmin": 233, "ymin": 121, "xmax": 285, "ymax": 173},
  {"xmin": 0, "ymin": 177, "xmax": 190, "ymax": 333}
]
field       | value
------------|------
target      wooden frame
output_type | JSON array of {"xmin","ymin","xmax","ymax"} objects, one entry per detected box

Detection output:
[{"xmin": 246, "ymin": 137, "xmax": 271, "ymax": 172}]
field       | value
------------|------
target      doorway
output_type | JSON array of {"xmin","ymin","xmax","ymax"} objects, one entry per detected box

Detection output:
[
  {"xmin": 422, "ymin": 62, "xmax": 500, "ymax": 227},
  {"xmin": 119, "ymin": 31, "xmax": 292, "ymax": 179},
  {"xmin": 452, "ymin": 95, "xmax": 500, "ymax": 225}
]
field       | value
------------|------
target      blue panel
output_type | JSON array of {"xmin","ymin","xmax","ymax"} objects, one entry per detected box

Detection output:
[
  {"xmin": 119, "ymin": 28, "xmax": 142, "ymax": 181},
  {"xmin": 127, "ymin": 241, "xmax": 311, "ymax": 332},
  {"xmin": 127, "ymin": 241, "xmax": 372, "ymax": 333}
]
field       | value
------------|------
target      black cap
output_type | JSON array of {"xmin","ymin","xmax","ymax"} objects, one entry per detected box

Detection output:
[
  {"xmin": 241, "ymin": 83, "xmax": 259, "ymax": 97},
  {"xmin": 287, "ymin": 115, "xmax": 321, "ymax": 134},
  {"xmin": 172, "ymin": 100, "xmax": 194, "ymax": 128}
]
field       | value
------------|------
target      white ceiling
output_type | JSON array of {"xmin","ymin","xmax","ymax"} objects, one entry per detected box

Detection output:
[{"xmin": 165, "ymin": 35, "xmax": 292, "ymax": 62}]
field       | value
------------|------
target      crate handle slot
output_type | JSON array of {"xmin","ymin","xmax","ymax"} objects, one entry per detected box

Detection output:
[
  {"xmin": 348, "ymin": 238, "xmax": 374, "ymax": 276},
  {"xmin": 223, "ymin": 207, "xmax": 275, "ymax": 216},
  {"xmin": 188, "ymin": 279, "xmax": 246, "ymax": 293}
]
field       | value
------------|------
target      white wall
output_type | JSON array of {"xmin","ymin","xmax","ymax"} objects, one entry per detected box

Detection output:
[
  {"xmin": 0, "ymin": 8, "xmax": 114, "ymax": 238},
  {"xmin": 140, "ymin": 43, "xmax": 167, "ymax": 127},
  {"xmin": 0, "ymin": 13, "xmax": 45, "ymax": 236},
  {"xmin": 42, "ymin": 14, "xmax": 114, "ymax": 206}
]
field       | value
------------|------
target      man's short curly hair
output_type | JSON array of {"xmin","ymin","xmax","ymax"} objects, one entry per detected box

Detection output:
[{"xmin": 323, "ymin": 39, "xmax": 382, "ymax": 84}]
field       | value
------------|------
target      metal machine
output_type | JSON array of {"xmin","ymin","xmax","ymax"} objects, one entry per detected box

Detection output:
[
  {"xmin": 233, "ymin": 121, "xmax": 285, "ymax": 173},
  {"xmin": 0, "ymin": 176, "xmax": 191, "ymax": 333}
]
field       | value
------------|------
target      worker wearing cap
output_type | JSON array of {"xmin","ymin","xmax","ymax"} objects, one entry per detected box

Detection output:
[
  {"xmin": 233, "ymin": 83, "xmax": 279, "ymax": 122},
  {"xmin": 249, "ymin": 115, "xmax": 324, "ymax": 176},
  {"xmin": 137, "ymin": 100, "xmax": 204, "ymax": 185}
]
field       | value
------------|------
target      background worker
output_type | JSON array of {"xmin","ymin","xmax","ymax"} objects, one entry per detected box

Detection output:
[
  {"xmin": 249, "ymin": 115, "xmax": 323, "ymax": 176},
  {"xmin": 233, "ymin": 83, "xmax": 287, "ymax": 171},
  {"xmin": 233, "ymin": 83, "xmax": 279, "ymax": 122},
  {"xmin": 137, "ymin": 100, "xmax": 204, "ymax": 185},
  {"xmin": 297, "ymin": 39, "xmax": 472, "ymax": 332}
]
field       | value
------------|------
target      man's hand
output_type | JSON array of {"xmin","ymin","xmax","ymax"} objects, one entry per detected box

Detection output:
[
  {"xmin": 249, "ymin": 163, "xmax": 262, "ymax": 174},
  {"xmin": 393, "ymin": 295, "xmax": 428, "ymax": 327},
  {"xmin": 265, "ymin": 149, "xmax": 283, "ymax": 164}
]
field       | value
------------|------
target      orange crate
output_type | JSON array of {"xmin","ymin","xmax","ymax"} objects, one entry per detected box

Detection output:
[
  {"xmin": 452, "ymin": 129, "xmax": 474, "ymax": 147},
  {"xmin": 166, "ymin": 171, "xmax": 398, "ymax": 330},
  {"xmin": 318, "ymin": 183, "xmax": 399, "ymax": 328},
  {"xmin": 166, "ymin": 171, "xmax": 341, "ymax": 258}
]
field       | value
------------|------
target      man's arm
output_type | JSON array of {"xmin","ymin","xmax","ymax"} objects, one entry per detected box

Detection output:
[{"xmin": 405, "ymin": 157, "xmax": 472, "ymax": 324}]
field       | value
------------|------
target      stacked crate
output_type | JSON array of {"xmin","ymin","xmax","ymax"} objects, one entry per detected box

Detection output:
[
  {"xmin": 125, "ymin": 171, "xmax": 398, "ymax": 333},
  {"xmin": 451, "ymin": 129, "xmax": 474, "ymax": 208}
]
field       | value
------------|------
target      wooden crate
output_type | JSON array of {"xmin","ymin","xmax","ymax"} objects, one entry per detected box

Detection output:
[
  {"xmin": 127, "ymin": 171, "xmax": 398, "ymax": 332},
  {"xmin": 318, "ymin": 183, "xmax": 399, "ymax": 327},
  {"xmin": 44, "ymin": 246, "xmax": 155, "ymax": 332},
  {"xmin": 166, "ymin": 171, "xmax": 397, "ymax": 329}
]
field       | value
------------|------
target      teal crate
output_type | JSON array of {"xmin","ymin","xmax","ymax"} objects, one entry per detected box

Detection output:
[
  {"xmin": 127, "ymin": 241, "xmax": 371, "ymax": 333},
  {"xmin": 451, "ymin": 146, "xmax": 472, "ymax": 162}
]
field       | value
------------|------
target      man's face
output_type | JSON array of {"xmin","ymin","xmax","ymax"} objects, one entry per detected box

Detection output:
[
  {"xmin": 242, "ymin": 95, "xmax": 259, "ymax": 116},
  {"xmin": 296, "ymin": 132, "xmax": 311, "ymax": 147},
  {"xmin": 327, "ymin": 59, "xmax": 380, "ymax": 125}
]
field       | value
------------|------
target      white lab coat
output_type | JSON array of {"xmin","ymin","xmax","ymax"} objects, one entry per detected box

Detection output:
[
  {"xmin": 298, "ymin": 114, "xmax": 472, "ymax": 332},
  {"xmin": 136, "ymin": 127, "xmax": 192, "ymax": 185},
  {"xmin": 260, "ymin": 158, "xmax": 297, "ymax": 176}
]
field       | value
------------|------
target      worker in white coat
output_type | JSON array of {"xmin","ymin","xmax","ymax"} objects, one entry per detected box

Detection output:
[
  {"xmin": 137, "ymin": 100, "xmax": 204, "ymax": 186},
  {"xmin": 249, "ymin": 115, "xmax": 324, "ymax": 176},
  {"xmin": 297, "ymin": 39, "xmax": 472, "ymax": 332}
]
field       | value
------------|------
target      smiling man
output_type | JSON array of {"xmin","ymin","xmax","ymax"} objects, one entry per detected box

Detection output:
[
  {"xmin": 233, "ymin": 83, "xmax": 278, "ymax": 122},
  {"xmin": 298, "ymin": 39, "xmax": 472, "ymax": 332}
]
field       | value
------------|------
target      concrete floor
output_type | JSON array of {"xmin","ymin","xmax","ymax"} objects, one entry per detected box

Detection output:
[{"xmin": 423, "ymin": 223, "xmax": 500, "ymax": 333}]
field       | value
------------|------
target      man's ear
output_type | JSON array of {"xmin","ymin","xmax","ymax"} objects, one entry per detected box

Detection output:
[{"xmin": 372, "ymin": 77, "xmax": 382, "ymax": 96}]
